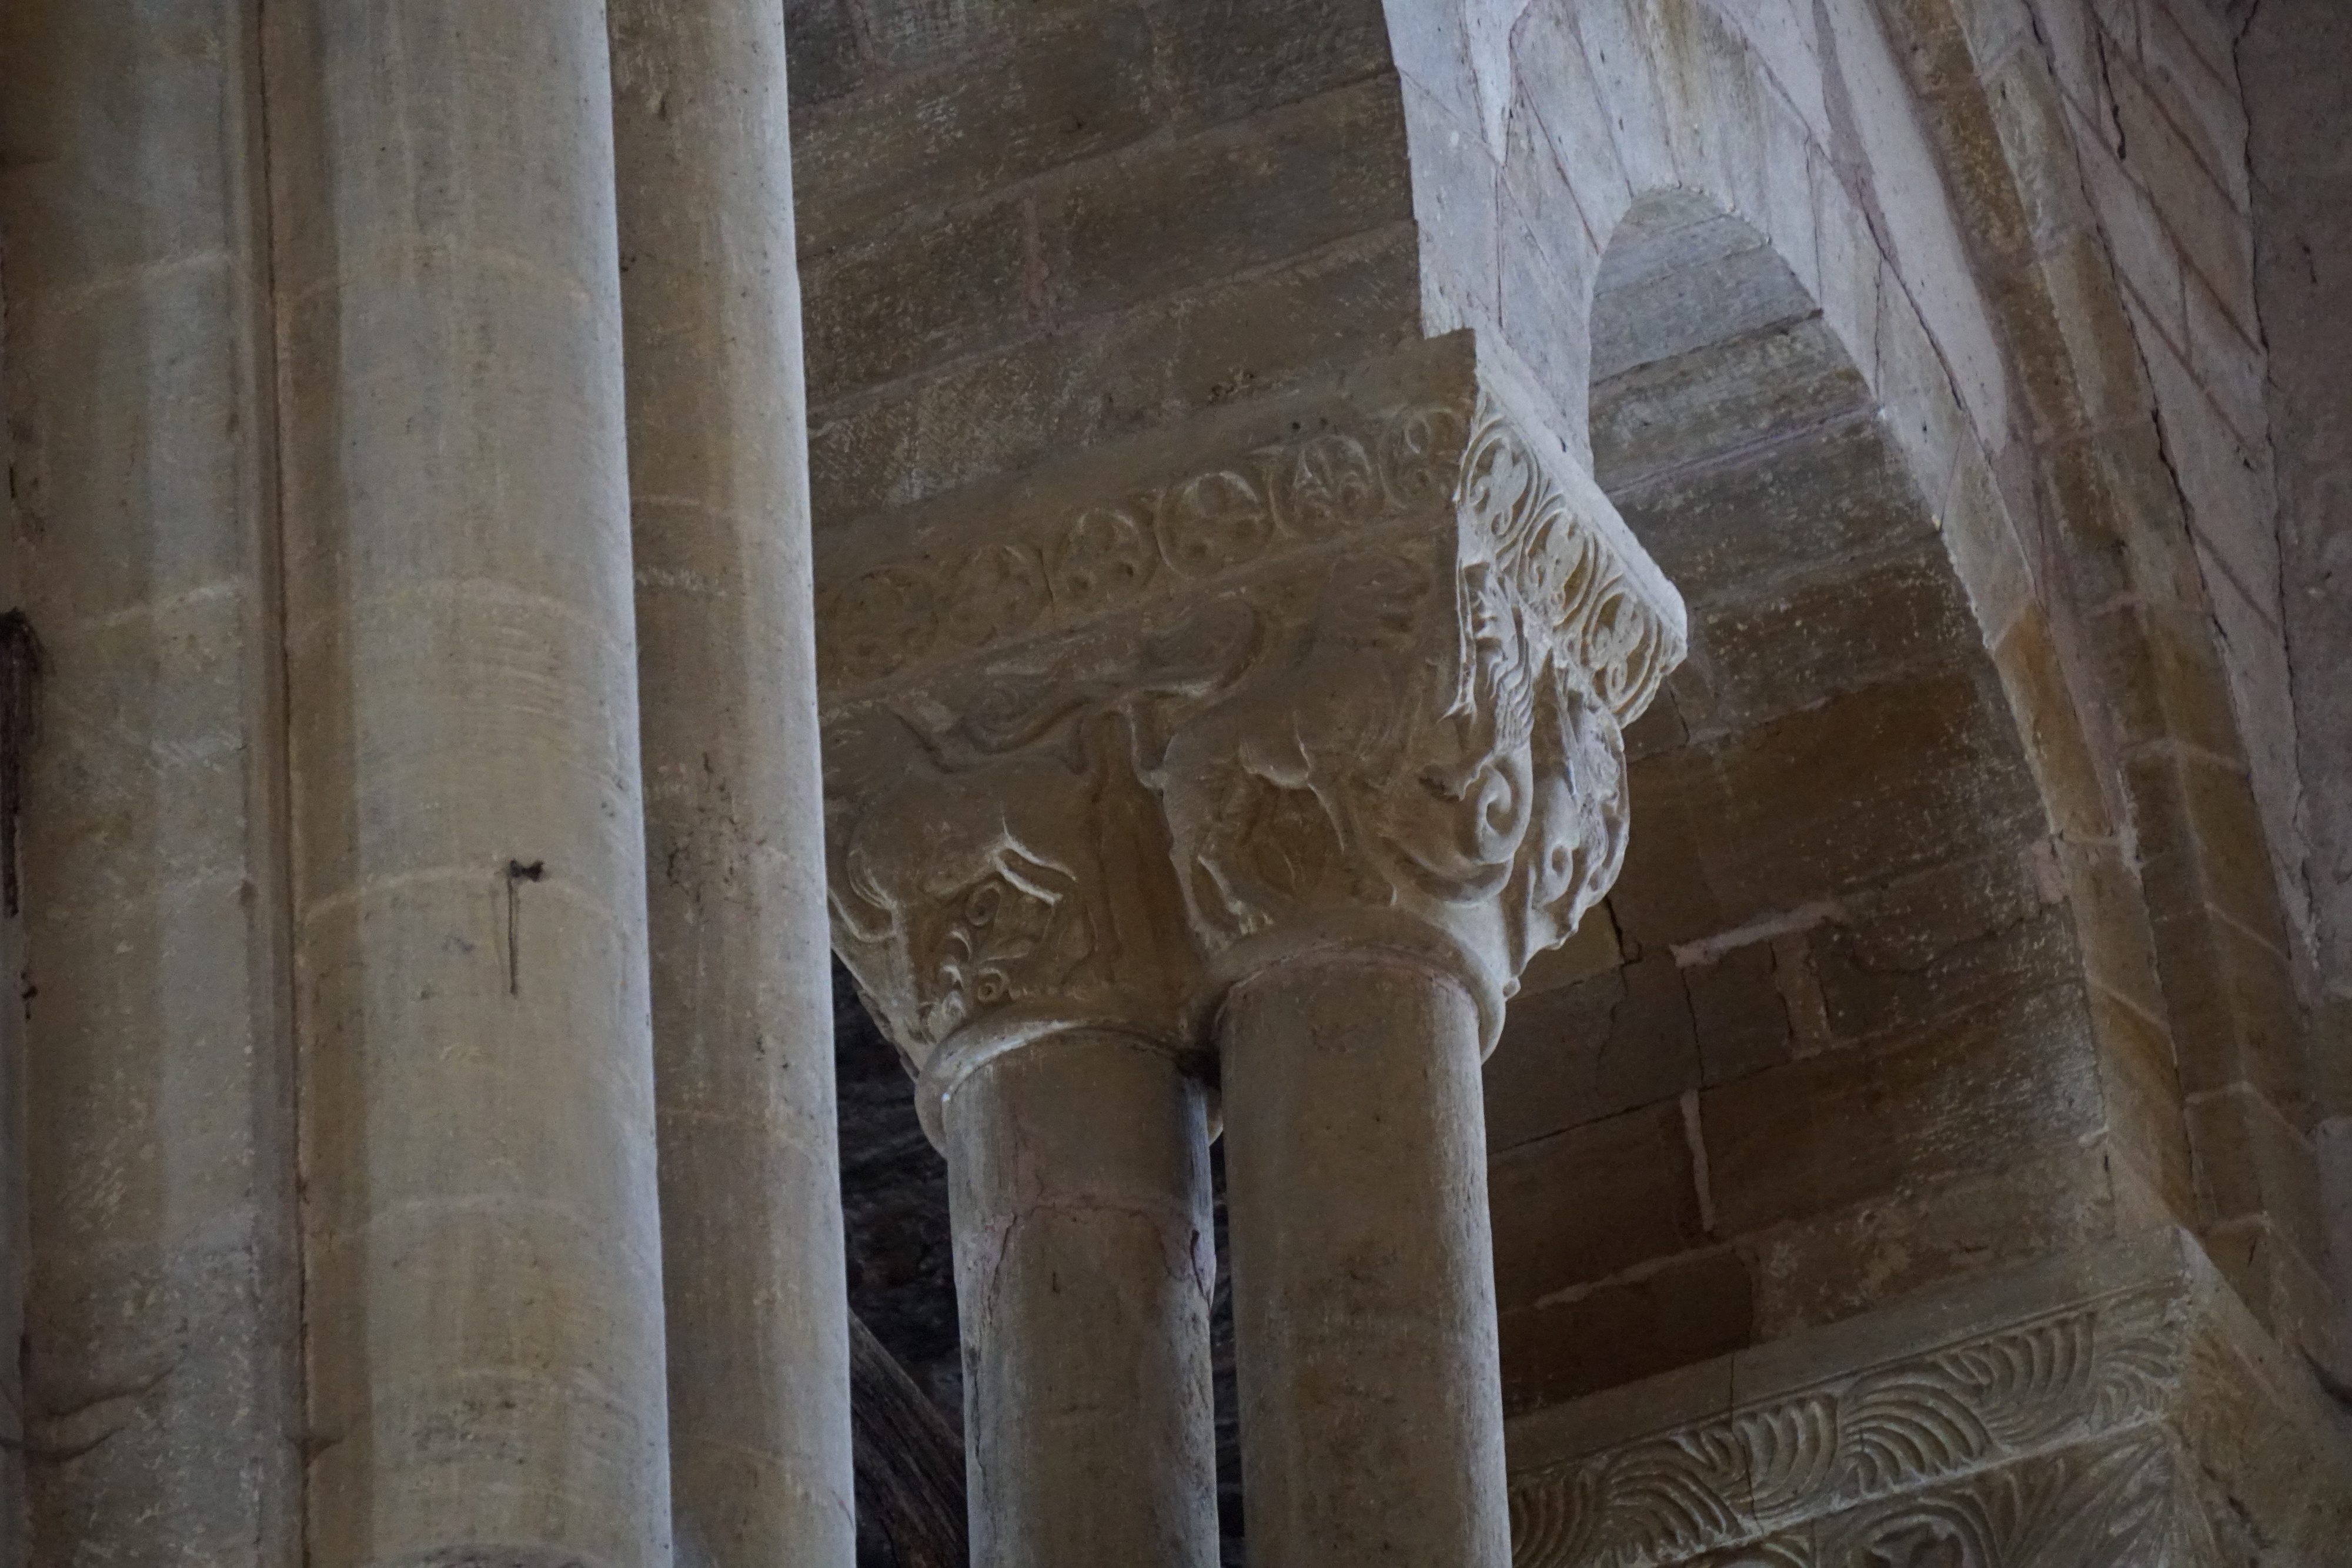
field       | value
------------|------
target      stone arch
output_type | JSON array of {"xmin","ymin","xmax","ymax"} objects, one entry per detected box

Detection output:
[
  {"xmin": 1479, "ymin": 183, "xmax": 2195, "ymax": 1412},
  {"xmin": 1375, "ymin": 0, "xmax": 2241, "ymax": 1416},
  {"xmin": 1865, "ymin": 0, "xmax": 2331, "ymax": 1357},
  {"xmin": 1383, "ymin": 0, "xmax": 2328, "ymax": 1377},
  {"xmin": 784, "ymin": 0, "xmax": 2331, "ymax": 1544}
]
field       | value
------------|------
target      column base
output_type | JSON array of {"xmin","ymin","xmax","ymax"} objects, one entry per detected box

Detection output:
[{"xmin": 1506, "ymin": 1228, "xmax": 2352, "ymax": 1565}]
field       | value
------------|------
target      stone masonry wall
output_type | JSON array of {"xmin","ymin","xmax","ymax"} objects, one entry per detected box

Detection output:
[
  {"xmin": 2006, "ymin": 0, "xmax": 2334, "ymax": 1355},
  {"xmin": 2239, "ymin": 0, "xmax": 2352, "ymax": 1353},
  {"xmin": 786, "ymin": 0, "xmax": 2347, "ymax": 1526},
  {"xmin": 1479, "ymin": 212, "xmax": 2156, "ymax": 1410},
  {"xmin": 784, "ymin": 0, "xmax": 1418, "ymax": 527},
  {"xmin": 2034, "ymin": 0, "xmax": 2306, "ymax": 978},
  {"xmin": 786, "ymin": 8, "xmax": 1429, "ymax": 1559}
]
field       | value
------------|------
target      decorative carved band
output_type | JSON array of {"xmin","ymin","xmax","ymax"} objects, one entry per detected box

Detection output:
[
  {"xmin": 1455, "ymin": 390, "xmax": 1682, "ymax": 726},
  {"xmin": 818, "ymin": 399, "xmax": 1470, "ymax": 698},
  {"xmin": 1578, "ymin": 1429, "xmax": 2201, "ymax": 1567},
  {"xmin": 1508, "ymin": 1283, "xmax": 2180, "ymax": 1568},
  {"xmin": 820, "ymin": 337, "xmax": 1688, "ymax": 1106}
]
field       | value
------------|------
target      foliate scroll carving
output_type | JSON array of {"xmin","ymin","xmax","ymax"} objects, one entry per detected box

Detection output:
[
  {"xmin": 1507, "ymin": 1286, "xmax": 2184, "ymax": 1568},
  {"xmin": 1659, "ymin": 1430, "xmax": 2190, "ymax": 1568},
  {"xmin": 1828, "ymin": 1430, "xmax": 2183, "ymax": 1566},
  {"xmin": 820, "ymin": 335, "xmax": 1688, "ymax": 1092},
  {"xmin": 1151, "ymin": 386, "xmax": 1682, "ymax": 1004},
  {"xmin": 826, "ymin": 707, "xmax": 1198, "ymax": 1080}
]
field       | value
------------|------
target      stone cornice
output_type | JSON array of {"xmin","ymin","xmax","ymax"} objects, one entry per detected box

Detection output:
[
  {"xmin": 818, "ymin": 333, "xmax": 1688, "ymax": 1124},
  {"xmin": 818, "ymin": 359, "xmax": 1476, "ymax": 708},
  {"xmin": 815, "ymin": 335, "xmax": 1683, "ymax": 729}
]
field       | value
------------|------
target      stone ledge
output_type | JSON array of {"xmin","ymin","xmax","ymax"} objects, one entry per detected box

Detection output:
[{"xmin": 1505, "ymin": 1226, "xmax": 2352, "ymax": 1566}]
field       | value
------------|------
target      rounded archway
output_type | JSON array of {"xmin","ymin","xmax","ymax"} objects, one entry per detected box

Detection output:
[{"xmin": 1481, "ymin": 192, "xmax": 2171, "ymax": 1415}]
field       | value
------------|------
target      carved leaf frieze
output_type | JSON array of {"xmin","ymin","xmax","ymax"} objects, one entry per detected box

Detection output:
[
  {"xmin": 1537, "ymin": 1431, "xmax": 2186, "ymax": 1568},
  {"xmin": 1508, "ymin": 1289, "xmax": 2184, "ymax": 1568},
  {"xmin": 1828, "ymin": 1429, "xmax": 2180, "ymax": 1567},
  {"xmin": 818, "ymin": 401, "xmax": 1476, "ymax": 698}
]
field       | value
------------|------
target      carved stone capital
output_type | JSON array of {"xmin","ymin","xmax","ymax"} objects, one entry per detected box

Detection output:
[{"xmin": 818, "ymin": 334, "xmax": 1687, "ymax": 1120}]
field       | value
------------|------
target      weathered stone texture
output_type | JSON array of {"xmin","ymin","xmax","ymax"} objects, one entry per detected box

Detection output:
[
  {"xmin": 0, "ymin": 6, "xmax": 300, "ymax": 1562},
  {"xmin": 2238, "ymin": 0, "xmax": 2352, "ymax": 1375},
  {"xmin": 816, "ymin": 307, "xmax": 1686, "ymax": 1566},
  {"xmin": 947, "ymin": 1032, "xmax": 1218, "ymax": 1568},
  {"xmin": 2040, "ymin": 0, "xmax": 2307, "ymax": 1027},
  {"xmin": 796, "ymin": 0, "xmax": 2352, "ymax": 1557},
  {"xmin": 610, "ymin": 1, "xmax": 857, "ymax": 1559},
  {"xmin": 1224, "ymin": 955, "xmax": 1512, "ymax": 1568},
  {"xmin": 1465, "ymin": 159, "xmax": 2213, "ymax": 1417},
  {"xmin": 1489, "ymin": 1101, "xmax": 1708, "ymax": 1312},
  {"xmin": 1, "ymin": 0, "xmax": 2347, "ymax": 1563}
]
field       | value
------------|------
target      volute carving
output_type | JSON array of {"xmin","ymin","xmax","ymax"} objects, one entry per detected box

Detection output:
[
  {"xmin": 1151, "ymin": 386, "xmax": 1674, "ymax": 1013},
  {"xmin": 818, "ymin": 334, "xmax": 1688, "ymax": 1115}
]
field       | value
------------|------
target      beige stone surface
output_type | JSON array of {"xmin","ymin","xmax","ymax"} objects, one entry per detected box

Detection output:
[
  {"xmin": 1224, "ymin": 953, "xmax": 1511, "ymax": 1568},
  {"xmin": 793, "ymin": 0, "xmax": 1421, "ymax": 527},
  {"xmin": 609, "ymin": 1, "xmax": 856, "ymax": 1562},
  {"xmin": 0, "ymin": 6, "xmax": 301, "ymax": 1562},
  {"xmin": 0, "ymin": 0, "xmax": 2346, "ymax": 1560},
  {"xmin": 795, "ymin": 2, "xmax": 2352, "ymax": 1544},
  {"xmin": 820, "ymin": 332, "xmax": 1682, "ymax": 1069},
  {"xmin": 1459, "ymin": 150, "xmax": 2244, "ymax": 1423},
  {"xmin": 945, "ymin": 1031, "xmax": 1217, "ymax": 1568},
  {"xmin": 820, "ymin": 326, "xmax": 1685, "ymax": 1565},
  {"xmin": 1506, "ymin": 1228, "xmax": 2352, "ymax": 1566},
  {"xmin": 265, "ymin": 4, "xmax": 670, "ymax": 1561},
  {"xmin": 2241, "ymin": 0, "xmax": 2352, "ymax": 1373}
]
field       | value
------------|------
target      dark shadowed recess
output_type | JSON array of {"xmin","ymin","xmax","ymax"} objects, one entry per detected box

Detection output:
[{"xmin": 834, "ymin": 965, "xmax": 961, "ymax": 1567}]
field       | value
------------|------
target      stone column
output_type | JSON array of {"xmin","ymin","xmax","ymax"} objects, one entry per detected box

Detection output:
[
  {"xmin": 818, "ymin": 335, "xmax": 1683, "ymax": 1567},
  {"xmin": 265, "ymin": 6, "xmax": 672, "ymax": 1563},
  {"xmin": 607, "ymin": 1, "xmax": 856, "ymax": 1562},
  {"xmin": 827, "ymin": 694, "xmax": 1220, "ymax": 1564},
  {"xmin": 943, "ymin": 1029, "xmax": 1218, "ymax": 1568},
  {"xmin": 1218, "ymin": 955, "xmax": 1504, "ymax": 1566},
  {"xmin": 0, "ymin": 5, "xmax": 300, "ymax": 1562},
  {"xmin": 1138, "ymin": 361, "xmax": 1672, "ymax": 1568}
]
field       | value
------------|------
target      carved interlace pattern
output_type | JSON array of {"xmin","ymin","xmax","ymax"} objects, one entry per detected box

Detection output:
[
  {"xmin": 824, "ymin": 379, "xmax": 1685, "ymax": 1062},
  {"xmin": 1508, "ymin": 1288, "xmax": 2185, "ymax": 1568}
]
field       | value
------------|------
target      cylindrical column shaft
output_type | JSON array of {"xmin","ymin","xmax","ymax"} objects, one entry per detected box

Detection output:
[
  {"xmin": 943, "ymin": 1032, "xmax": 1220, "ymax": 1568},
  {"xmin": 607, "ymin": 2, "xmax": 854, "ymax": 1561},
  {"xmin": 266, "ymin": 5, "xmax": 671, "ymax": 1562},
  {"xmin": 0, "ymin": 5, "xmax": 301, "ymax": 1562},
  {"xmin": 1220, "ymin": 951, "xmax": 1509, "ymax": 1568}
]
